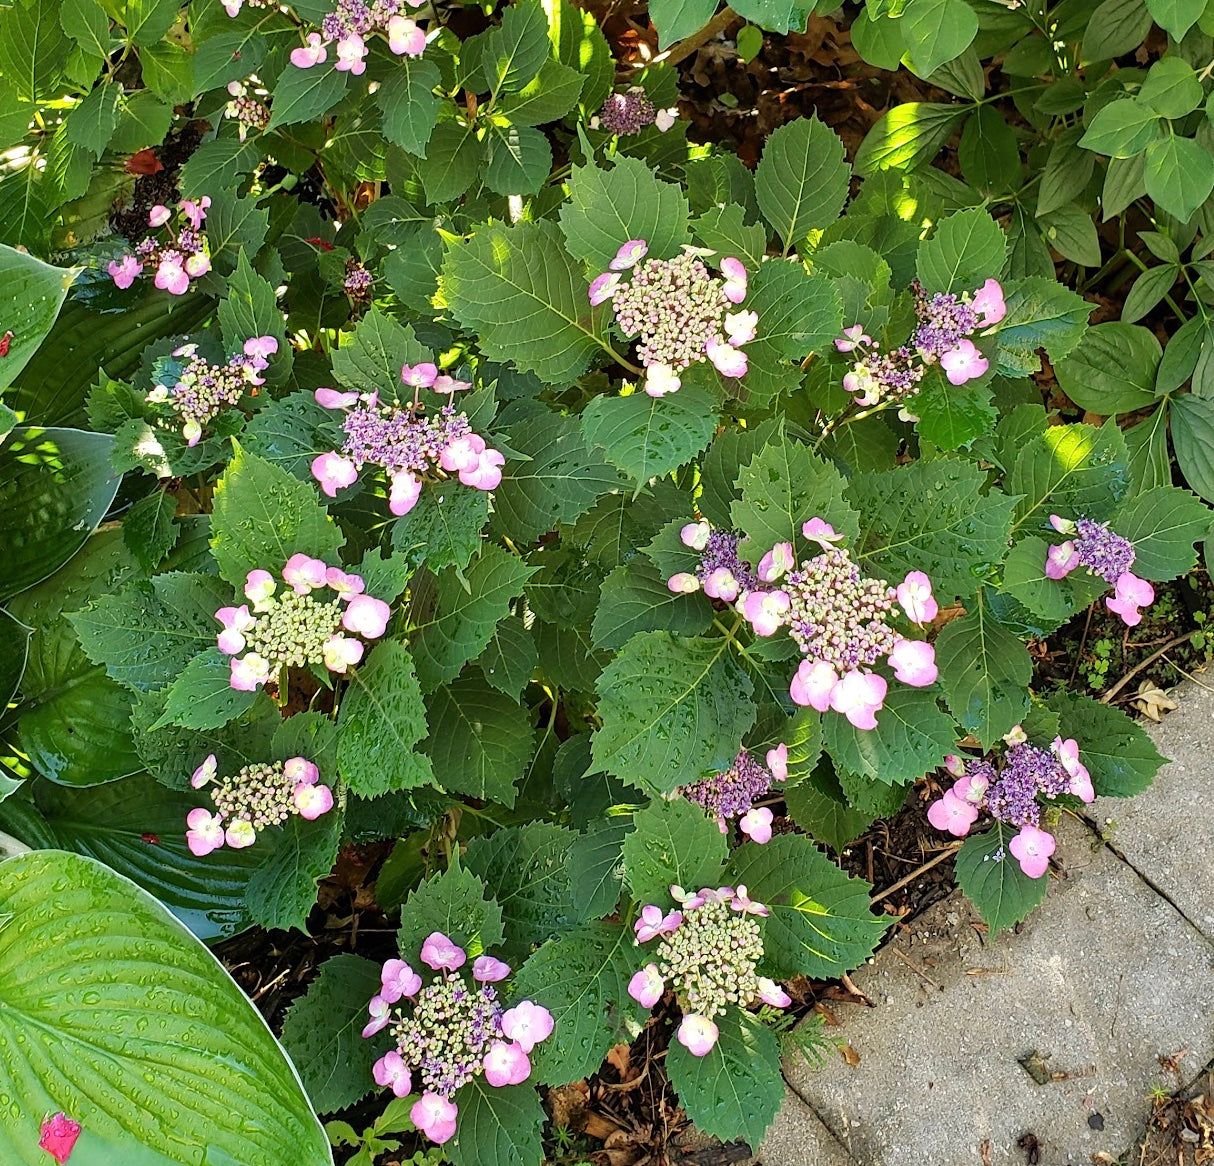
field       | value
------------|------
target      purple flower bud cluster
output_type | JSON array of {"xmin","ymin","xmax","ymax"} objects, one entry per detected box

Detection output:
[
  {"xmin": 224, "ymin": 81, "xmax": 270, "ymax": 140},
  {"xmin": 682, "ymin": 748, "xmax": 775, "ymax": 821},
  {"xmin": 1072, "ymin": 518, "xmax": 1137, "ymax": 585},
  {"xmin": 927, "ymin": 732, "xmax": 1096, "ymax": 877},
  {"xmin": 629, "ymin": 886, "xmax": 789, "ymax": 1057},
  {"xmin": 1044, "ymin": 514, "xmax": 1154, "ymax": 627},
  {"xmin": 273, "ymin": 0, "xmax": 427, "ymax": 75},
  {"xmin": 597, "ymin": 88, "xmax": 656, "ymax": 134},
  {"xmin": 343, "ymin": 261, "xmax": 374, "ymax": 301},
  {"xmin": 835, "ymin": 278, "xmax": 1006, "ymax": 406},
  {"xmin": 108, "ymin": 198, "xmax": 214, "ymax": 296},
  {"xmin": 147, "ymin": 336, "xmax": 277, "ymax": 447},
  {"xmin": 186, "ymin": 754, "xmax": 334, "ymax": 856}
]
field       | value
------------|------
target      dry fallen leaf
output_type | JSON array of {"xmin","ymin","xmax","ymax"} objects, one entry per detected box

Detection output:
[
  {"xmin": 1131, "ymin": 681, "xmax": 1179, "ymax": 722},
  {"xmin": 841, "ymin": 1044, "xmax": 861, "ymax": 1067}
]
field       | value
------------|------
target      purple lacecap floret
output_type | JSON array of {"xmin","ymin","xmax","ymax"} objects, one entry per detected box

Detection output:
[{"xmin": 1074, "ymin": 518, "xmax": 1135, "ymax": 585}]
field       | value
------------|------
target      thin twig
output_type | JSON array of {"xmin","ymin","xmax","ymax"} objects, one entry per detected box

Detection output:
[
  {"xmin": 1100, "ymin": 631, "xmax": 1198, "ymax": 703},
  {"xmin": 869, "ymin": 842, "xmax": 963, "ymax": 904},
  {"xmin": 890, "ymin": 947, "xmax": 942, "ymax": 991}
]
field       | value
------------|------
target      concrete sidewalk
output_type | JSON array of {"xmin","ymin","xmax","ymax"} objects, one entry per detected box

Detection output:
[{"xmin": 760, "ymin": 680, "xmax": 1214, "ymax": 1166}]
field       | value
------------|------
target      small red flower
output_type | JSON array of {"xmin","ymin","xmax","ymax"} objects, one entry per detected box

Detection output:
[
  {"xmin": 0, "ymin": 331, "xmax": 12, "ymax": 357},
  {"xmin": 125, "ymin": 149, "xmax": 163, "ymax": 176},
  {"xmin": 39, "ymin": 1113, "xmax": 81, "ymax": 1164}
]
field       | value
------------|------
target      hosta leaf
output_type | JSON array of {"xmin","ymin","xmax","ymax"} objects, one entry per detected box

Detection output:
[
  {"xmin": 559, "ymin": 155, "xmax": 691, "ymax": 271},
  {"xmin": 1047, "ymin": 690, "xmax": 1165, "ymax": 797},
  {"xmin": 581, "ymin": 384, "xmax": 717, "ymax": 484},
  {"xmin": 442, "ymin": 220, "xmax": 614, "ymax": 384},
  {"xmin": 822, "ymin": 685, "xmax": 956, "ymax": 786},
  {"xmin": 726, "ymin": 833, "xmax": 887, "ymax": 979},
  {"xmin": 622, "ymin": 797, "xmax": 728, "ymax": 905},
  {"xmin": 665, "ymin": 1009, "xmax": 784, "ymax": 1149},
  {"xmin": 513, "ymin": 921, "xmax": 642, "ymax": 1084},
  {"xmin": 337, "ymin": 640, "xmax": 434, "ymax": 797},
  {"xmin": 934, "ymin": 592, "xmax": 1032, "ymax": 747},
  {"xmin": 593, "ymin": 632, "xmax": 755, "ymax": 794},
  {"xmin": 280, "ymin": 954, "xmax": 383, "ymax": 1113},
  {"xmin": 754, "ymin": 116, "xmax": 850, "ymax": 250},
  {"xmin": 954, "ymin": 821, "xmax": 1049, "ymax": 934},
  {"xmin": 0, "ymin": 245, "xmax": 76, "ymax": 392},
  {"xmin": 0, "ymin": 850, "xmax": 329, "ymax": 1165}
]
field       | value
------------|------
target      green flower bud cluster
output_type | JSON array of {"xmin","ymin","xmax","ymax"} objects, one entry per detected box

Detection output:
[
  {"xmin": 243, "ymin": 590, "xmax": 343, "ymax": 667},
  {"xmin": 657, "ymin": 897, "xmax": 764, "ymax": 1019}
]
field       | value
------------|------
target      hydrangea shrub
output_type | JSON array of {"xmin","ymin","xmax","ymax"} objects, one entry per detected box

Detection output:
[{"xmin": 0, "ymin": 0, "xmax": 1208, "ymax": 1162}]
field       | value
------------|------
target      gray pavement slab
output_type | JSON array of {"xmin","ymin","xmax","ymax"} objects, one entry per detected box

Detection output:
[
  {"xmin": 1088, "ymin": 678, "xmax": 1214, "ymax": 942},
  {"xmin": 780, "ymin": 815, "xmax": 1214, "ymax": 1166},
  {"xmin": 757, "ymin": 1087, "xmax": 858, "ymax": 1165}
]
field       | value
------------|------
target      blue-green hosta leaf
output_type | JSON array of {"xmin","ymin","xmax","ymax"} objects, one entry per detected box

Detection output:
[
  {"xmin": 666, "ymin": 1009, "xmax": 784, "ymax": 1150},
  {"xmin": 1007, "ymin": 421, "xmax": 1130, "ymax": 531},
  {"xmin": 726, "ymin": 833, "xmax": 887, "ymax": 979},
  {"xmin": 581, "ymin": 384, "xmax": 717, "ymax": 485},
  {"xmin": 442, "ymin": 220, "xmax": 615, "ymax": 384},
  {"xmin": 337, "ymin": 640, "xmax": 434, "ymax": 797},
  {"xmin": 209, "ymin": 442, "xmax": 344, "ymax": 589},
  {"xmin": 0, "ymin": 428, "xmax": 119, "ymax": 601},
  {"xmin": 731, "ymin": 432, "xmax": 859, "ymax": 565},
  {"xmin": 593, "ymin": 632, "xmax": 756, "ymax": 794},
  {"xmin": 934, "ymin": 592, "xmax": 1032, "ymax": 748},
  {"xmin": 621, "ymin": 797, "xmax": 728, "ymax": 905},
  {"xmin": 0, "ymin": 849, "xmax": 330, "ymax": 1164},
  {"xmin": 0, "ymin": 245, "xmax": 76, "ymax": 392},
  {"xmin": 754, "ymin": 117, "xmax": 850, "ymax": 251},
  {"xmin": 559, "ymin": 155, "xmax": 691, "ymax": 271},
  {"xmin": 1113, "ymin": 485, "xmax": 1211, "ymax": 579},
  {"xmin": 424, "ymin": 676, "xmax": 535, "ymax": 807},
  {"xmin": 1047, "ymin": 689, "xmax": 1165, "ymax": 797},
  {"xmin": 823, "ymin": 685, "xmax": 956, "ymax": 786},
  {"xmin": 848, "ymin": 457, "xmax": 1015, "ymax": 602},
  {"xmin": 280, "ymin": 954, "xmax": 383, "ymax": 1114},
  {"xmin": 513, "ymin": 922, "xmax": 643, "ymax": 1084},
  {"xmin": 954, "ymin": 820, "xmax": 1049, "ymax": 935}
]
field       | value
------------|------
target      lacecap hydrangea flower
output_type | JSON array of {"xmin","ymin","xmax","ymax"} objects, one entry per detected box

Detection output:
[
  {"xmin": 629, "ymin": 885, "xmax": 790, "ymax": 1056},
  {"xmin": 146, "ymin": 336, "xmax": 278, "ymax": 446},
  {"xmin": 186, "ymin": 753, "xmax": 334, "ymax": 856},
  {"xmin": 1044, "ymin": 514, "xmax": 1155, "ymax": 627},
  {"xmin": 215, "ymin": 555, "xmax": 391, "ymax": 690},
  {"xmin": 589, "ymin": 241, "xmax": 757, "ymax": 397},
  {"xmin": 836, "ymin": 278, "xmax": 1005, "ymax": 408},
  {"xmin": 108, "ymin": 198, "xmax": 213, "ymax": 295},
  {"xmin": 263, "ymin": 0, "xmax": 429, "ymax": 76},
  {"xmin": 224, "ymin": 79, "xmax": 270, "ymax": 140},
  {"xmin": 362, "ymin": 932, "xmax": 554, "ymax": 1144},
  {"xmin": 591, "ymin": 87, "xmax": 679, "ymax": 135},
  {"xmin": 680, "ymin": 744, "xmax": 787, "ymax": 843},
  {"xmin": 669, "ymin": 518, "xmax": 939, "ymax": 729},
  {"xmin": 926, "ymin": 727, "xmax": 1095, "ymax": 877},
  {"xmin": 310, "ymin": 361, "xmax": 503, "ymax": 516}
]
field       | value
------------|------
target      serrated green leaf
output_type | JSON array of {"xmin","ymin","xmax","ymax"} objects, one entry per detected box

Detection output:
[
  {"xmin": 481, "ymin": 0, "xmax": 550, "ymax": 96},
  {"xmin": 823, "ymin": 685, "xmax": 955, "ymax": 786},
  {"xmin": 913, "ymin": 372, "xmax": 997, "ymax": 450},
  {"xmin": 855, "ymin": 102, "xmax": 968, "ymax": 175},
  {"xmin": 1047, "ymin": 689, "xmax": 1165, "ymax": 797},
  {"xmin": 447, "ymin": 1074, "xmax": 546, "ymax": 1166},
  {"xmin": 1114, "ymin": 485, "xmax": 1210, "ymax": 579},
  {"xmin": 245, "ymin": 808, "xmax": 342, "ymax": 932},
  {"xmin": 1007, "ymin": 421, "xmax": 1130, "ymax": 530},
  {"xmin": 754, "ymin": 117, "xmax": 850, "ymax": 251},
  {"xmin": 954, "ymin": 821, "xmax": 1049, "ymax": 934},
  {"xmin": 483, "ymin": 123, "xmax": 552, "ymax": 195},
  {"xmin": 916, "ymin": 206, "xmax": 1006, "ymax": 294},
  {"xmin": 122, "ymin": 490, "xmax": 178, "ymax": 571},
  {"xmin": 0, "ymin": 0, "xmax": 67, "ymax": 102},
  {"xmin": 622, "ymin": 797, "xmax": 728, "ymax": 904},
  {"xmin": 392, "ymin": 484, "xmax": 488, "ymax": 572},
  {"xmin": 592, "ymin": 560, "xmax": 712, "ymax": 649},
  {"xmin": 378, "ymin": 56, "xmax": 441, "ymax": 155},
  {"xmin": 498, "ymin": 57, "xmax": 584, "ymax": 125},
  {"xmin": 1054, "ymin": 322, "xmax": 1160, "ymax": 414},
  {"xmin": 477, "ymin": 616, "xmax": 537, "ymax": 697},
  {"xmin": 154, "ymin": 646, "xmax": 257, "ymax": 729},
  {"xmin": 266, "ymin": 62, "xmax": 348, "ymax": 130},
  {"xmin": 999, "ymin": 535, "xmax": 1105, "ymax": 626},
  {"xmin": 395, "ymin": 862, "xmax": 506, "ymax": 957}
]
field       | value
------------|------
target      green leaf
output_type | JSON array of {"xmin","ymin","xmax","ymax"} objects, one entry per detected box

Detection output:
[
  {"xmin": 648, "ymin": 0, "xmax": 717, "ymax": 48},
  {"xmin": 901, "ymin": 0, "xmax": 978, "ymax": 78},
  {"xmin": 477, "ymin": 617, "xmax": 537, "ymax": 697},
  {"xmin": 411, "ymin": 544, "xmax": 536, "ymax": 689},
  {"xmin": 592, "ymin": 560, "xmax": 712, "ymax": 650},
  {"xmin": 954, "ymin": 821, "xmax": 1049, "ymax": 935},
  {"xmin": 442, "ymin": 220, "xmax": 613, "ymax": 384},
  {"xmin": 337, "ymin": 640, "xmax": 433, "ymax": 797},
  {"xmin": 1114, "ymin": 485, "xmax": 1211, "ymax": 579},
  {"xmin": 1121, "ymin": 264, "xmax": 1176, "ymax": 325},
  {"xmin": 1138, "ymin": 57, "xmax": 1203, "ymax": 119},
  {"xmin": 154, "ymin": 646, "xmax": 258, "ymax": 729},
  {"xmin": 122, "ymin": 490, "xmax": 178, "ymax": 572},
  {"xmin": 447, "ymin": 1075, "xmax": 546, "ymax": 1166},
  {"xmin": 754, "ymin": 117, "xmax": 850, "ymax": 250},
  {"xmin": 547, "ymin": 0, "xmax": 612, "ymax": 110},
  {"xmin": 559, "ymin": 155, "xmax": 691, "ymax": 271},
  {"xmin": 330, "ymin": 307, "xmax": 429, "ymax": 397},
  {"xmin": 934, "ymin": 593, "xmax": 1032, "ymax": 747},
  {"xmin": 569, "ymin": 818, "xmax": 629, "ymax": 919},
  {"xmin": 1036, "ymin": 128, "xmax": 1095, "ymax": 217},
  {"xmin": 424, "ymin": 676, "xmax": 535, "ymax": 807},
  {"xmin": 498, "ymin": 58, "xmax": 584, "ymax": 125},
  {"xmin": 913, "ymin": 373, "xmax": 997, "ymax": 450},
  {"xmin": 1147, "ymin": 0, "xmax": 1204, "ymax": 38},
  {"xmin": 958, "ymin": 104, "xmax": 1019, "ymax": 195},
  {"xmin": 418, "ymin": 119, "xmax": 481, "ymax": 203},
  {"xmin": 1081, "ymin": 0, "xmax": 1153, "ymax": 63},
  {"xmin": 513, "ymin": 921, "xmax": 642, "ymax": 1083},
  {"xmin": 666, "ymin": 1010, "xmax": 784, "ymax": 1150},
  {"xmin": 999, "ymin": 534, "xmax": 1099, "ymax": 625},
  {"xmin": 210, "ymin": 443, "xmax": 343, "ymax": 589},
  {"xmin": 1007, "ymin": 421, "xmax": 1131, "ymax": 529},
  {"xmin": 1038, "ymin": 203, "xmax": 1102, "ymax": 267},
  {"xmin": 731, "ymin": 434, "xmax": 859, "ymax": 562},
  {"xmin": 266, "ymin": 62, "xmax": 348, "ymax": 129},
  {"xmin": 395, "ymin": 862, "xmax": 505, "ymax": 957},
  {"xmin": 854, "ymin": 102, "xmax": 968, "ymax": 175},
  {"xmin": 0, "ymin": 850, "xmax": 330, "ymax": 1165},
  {"xmin": 192, "ymin": 28, "xmax": 267, "ymax": 92},
  {"xmin": 0, "ymin": 0, "xmax": 67, "ymax": 101},
  {"xmin": 483, "ymin": 123, "xmax": 553, "ymax": 195},
  {"xmin": 480, "ymin": 0, "xmax": 550, "ymax": 95},
  {"xmin": 245, "ymin": 809, "xmax": 343, "ymax": 932},
  {"xmin": 464, "ymin": 822, "xmax": 575, "ymax": 954},
  {"xmin": 1078, "ymin": 99, "xmax": 1159, "ymax": 159},
  {"xmin": 996, "ymin": 277, "xmax": 1092, "ymax": 376},
  {"xmin": 391, "ymin": 485, "xmax": 488, "ymax": 572},
  {"xmin": 1144, "ymin": 134, "xmax": 1214, "ymax": 222},
  {"xmin": 10, "ymin": 773, "xmax": 262, "ymax": 940},
  {"xmin": 59, "ymin": 0, "xmax": 112, "ymax": 64},
  {"xmin": 0, "ymin": 245, "xmax": 75, "ymax": 393},
  {"xmin": 377, "ymin": 56, "xmax": 441, "ymax": 155},
  {"xmin": 692, "ymin": 203, "xmax": 768, "ymax": 267},
  {"xmin": 1054, "ymin": 322, "xmax": 1160, "ymax": 414},
  {"xmin": 727, "ymin": 831, "xmax": 887, "ymax": 976},
  {"xmin": 593, "ymin": 632, "xmax": 755, "ymax": 794},
  {"xmin": 1172, "ymin": 393, "xmax": 1214, "ymax": 502},
  {"xmin": 783, "ymin": 765, "xmax": 874, "ymax": 853},
  {"xmin": 622, "ymin": 798, "xmax": 728, "ymax": 905},
  {"xmin": 0, "ymin": 428, "xmax": 118, "ymax": 601},
  {"xmin": 218, "ymin": 251, "xmax": 290, "ymax": 387},
  {"xmin": 1047, "ymin": 689, "xmax": 1165, "ymax": 797},
  {"xmin": 280, "ymin": 953, "xmax": 383, "ymax": 1113},
  {"xmin": 823, "ymin": 685, "xmax": 956, "ymax": 786},
  {"xmin": 916, "ymin": 207, "xmax": 1006, "ymax": 294},
  {"xmin": 581, "ymin": 384, "xmax": 717, "ymax": 484}
]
